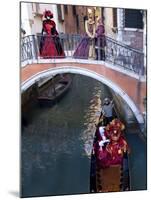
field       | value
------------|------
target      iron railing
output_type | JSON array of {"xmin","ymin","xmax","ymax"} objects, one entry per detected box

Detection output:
[
  {"xmin": 105, "ymin": 36, "xmax": 144, "ymax": 75},
  {"xmin": 21, "ymin": 34, "xmax": 145, "ymax": 75}
]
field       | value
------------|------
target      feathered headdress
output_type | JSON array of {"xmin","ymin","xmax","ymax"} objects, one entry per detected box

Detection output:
[
  {"xmin": 110, "ymin": 119, "xmax": 125, "ymax": 131},
  {"xmin": 105, "ymin": 119, "xmax": 125, "ymax": 138}
]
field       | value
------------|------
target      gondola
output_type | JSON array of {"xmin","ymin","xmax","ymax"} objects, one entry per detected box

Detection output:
[
  {"xmin": 37, "ymin": 74, "xmax": 72, "ymax": 107},
  {"xmin": 90, "ymin": 111, "xmax": 130, "ymax": 193}
]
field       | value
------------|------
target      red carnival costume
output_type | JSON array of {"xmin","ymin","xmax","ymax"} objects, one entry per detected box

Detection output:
[
  {"xmin": 94, "ymin": 119, "xmax": 129, "ymax": 168},
  {"xmin": 40, "ymin": 10, "xmax": 65, "ymax": 58}
]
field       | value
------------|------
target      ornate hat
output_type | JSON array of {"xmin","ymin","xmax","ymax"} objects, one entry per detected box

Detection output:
[
  {"xmin": 87, "ymin": 8, "xmax": 95, "ymax": 19},
  {"xmin": 44, "ymin": 10, "xmax": 53, "ymax": 19},
  {"xmin": 110, "ymin": 119, "xmax": 125, "ymax": 131},
  {"xmin": 88, "ymin": 8, "xmax": 93, "ymax": 14},
  {"xmin": 105, "ymin": 119, "xmax": 124, "ymax": 139}
]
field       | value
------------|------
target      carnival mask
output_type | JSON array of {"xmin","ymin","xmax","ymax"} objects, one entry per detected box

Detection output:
[{"xmin": 44, "ymin": 10, "xmax": 53, "ymax": 20}]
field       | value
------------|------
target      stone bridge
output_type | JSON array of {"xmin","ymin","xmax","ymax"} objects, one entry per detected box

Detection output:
[
  {"xmin": 21, "ymin": 58, "xmax": 146, "ymax": 125},
  {"xmin": 21, "ymin": 34, "xmax": 146, "ymax": 126}
]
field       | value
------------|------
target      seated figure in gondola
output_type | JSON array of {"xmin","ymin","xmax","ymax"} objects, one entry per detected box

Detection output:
[
  {"xmin": 93, "ymin": 123, "xmax": 110, "ymax": 168},
  {"xmin": 95, "ymin": 119, "xmax": 129, "ymax": 168},
  {"xmin": 105, "ymin": 120, "xmax": 129, "ymax": 166},
  {"xmin": 40, "ymin": 10, "xmax": 65, "ymax": 58}
]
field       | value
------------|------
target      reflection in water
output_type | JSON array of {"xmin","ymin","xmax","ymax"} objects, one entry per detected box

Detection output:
[
  {"xmin": 21, "ymin": 74, "xmax": 114, "ymax": 197},
  {"xmin": 81, "ymin": 87, "xmax": 102, "ymax": 156}
]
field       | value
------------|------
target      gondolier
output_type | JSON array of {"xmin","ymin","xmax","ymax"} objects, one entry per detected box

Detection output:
[{"xmin": 101, "ymin": 97, "xmax": 114, "ymax": 125}]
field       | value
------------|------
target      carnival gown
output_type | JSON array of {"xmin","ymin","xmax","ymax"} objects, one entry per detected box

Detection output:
[
  {"xmin": 95, "ymin": 24, "xmax": 106, "ymax": 60},
  {"xmin": 73, "ymin": 20, "xmax": 95, "ymax": 59},
  {"xmin": 93, "ymin": 125, "xmax": 129, "ymax": 168},
  {"xmin": 40, "ymin": 20, "xmax": 65, "ymax": 58}
]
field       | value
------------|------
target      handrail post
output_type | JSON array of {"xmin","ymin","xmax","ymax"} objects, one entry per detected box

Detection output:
[
  {"xmin": 98, "ymin": 38, "xmax": 101, "ymax": 61},
  {"xmin": 33, "ymin": 35, "xmax": 40, "ymax": 62},
  {"xmin": 30, "ymin": 35, "xmax": 36, "ymax": 60}
]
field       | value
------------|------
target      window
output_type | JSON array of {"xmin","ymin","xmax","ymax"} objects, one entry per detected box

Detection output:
[
  {"xmin": 124, "ymin": 9, "xmax": 143, "ymax": 29},
  {"xmin": 35, "ymin": 3, "xmax": 40, "ymax": 13},
  {"xmin": 101, "ymin": 8, "xmax": 105, "ymax": 23},
  {"xmin": 113, "ymin": 8, "xmax": 117, "ymax": 27},
  {"xmin": 32, "ymin": 3, "xmax": 34, "ymax": 11},
  {"xmin": 64, "ymin": 5, "xmax": 68, "ymax": 14},
  {"xmin": 72, "ymin": 6, "xmax": 76, "ymax": 15},
  {"xmin": 76, "ymin": 15, "xmax": 79, "ymax": 31},
  {"xmin": 57, "ymin": 5, "xmax": 62, "ymax": 21}
]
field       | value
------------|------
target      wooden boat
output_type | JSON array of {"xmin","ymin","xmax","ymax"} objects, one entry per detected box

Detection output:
[
  {"xmin": 94, "ymin": 152, "xmax": 130, "ymax": 192},
  {"xmin": 37, "ymin": 74, "xmax": 72, "ymax": 107},
  {"xmin": 90, "ymin": 113, "xmax": 130, "ymax": 193}
]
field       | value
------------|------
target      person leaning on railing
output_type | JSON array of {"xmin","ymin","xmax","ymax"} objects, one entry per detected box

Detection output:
[
  {"xmin": 39, "ymin": 10, "xmax": 65, "ymax": 59},
  {"xmin": 95, "ymin": 17, "xmax": 106, "ymax": 61}
]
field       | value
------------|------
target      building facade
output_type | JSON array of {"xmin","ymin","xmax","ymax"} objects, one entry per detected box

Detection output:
[
  {"xmin": 21, "ymin": 2, "xmax": 65, "ymax": 35},
  {"xmin": 21, "ymin": 2, "xmax": 146, "ymax": 52}
]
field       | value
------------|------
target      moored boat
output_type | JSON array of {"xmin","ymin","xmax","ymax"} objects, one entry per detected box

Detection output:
[{"xmin": 37, "ymin": 74, "xmax": 72, "ymax": 107}]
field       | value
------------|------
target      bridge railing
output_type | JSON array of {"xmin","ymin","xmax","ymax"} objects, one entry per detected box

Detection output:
[
  {"xmin": 105, "ymin": 36, "xmax": 144, "ymax": 75},
  {"xmin": 21, "ymin": 34, "xmax": 145, "ymax": 75},
  {"xmin": 21, "ymin": 35, "xmax": 38, "ymax": 62}
]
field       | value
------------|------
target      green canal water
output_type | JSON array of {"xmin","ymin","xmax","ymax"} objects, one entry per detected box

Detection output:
[{"xmin": 21, "ymin": 74, "xmax": 147, "ymax": 197}]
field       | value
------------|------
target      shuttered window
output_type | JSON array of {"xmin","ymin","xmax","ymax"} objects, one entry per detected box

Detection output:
[
  {"xmin": 113, "ymin": 8, "xmax": 117, "ymax": 27},
  {"xmin": 124, "ymin": 9, "xmax": 143, "ymax": 29},
  {"xmin": 76, "ymin": 15, "xmax": 79, "ymax": 31},
  {"xmin": 72, "ymin": 6, "xmax": 76, "ymax": 15},
  {"xmin": 57, "ymin": 5, "xmax": 62, "ymax": 21}
]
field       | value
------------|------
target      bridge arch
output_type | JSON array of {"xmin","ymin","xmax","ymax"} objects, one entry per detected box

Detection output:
[{"xmin": 21, "ymin": 65, "xmax": 144, "ymax": 125}]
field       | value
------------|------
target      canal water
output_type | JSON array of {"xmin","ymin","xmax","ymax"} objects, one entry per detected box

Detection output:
[
  {"xmin": 21, "ymin": 74, "xmax": 147, "ymax": 197},
  {"xmin": 21, "ymin": 74, "xmax": 110, "ymax": 197}
]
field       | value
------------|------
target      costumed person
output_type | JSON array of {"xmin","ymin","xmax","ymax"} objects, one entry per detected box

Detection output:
[
  {"xmin": 95, "ymin": 124, "xmax": 107, "ymax": 141},
  {"xmin": 73, "ymin": 8, "xmax": 96, "ymax": 60},
  {"xmin": 105, "ymin": 119, "xmax": 129, "ymax": 166},
  {"xmin": 93, "ymin": 124, "xmax": 110, "ymax": 168},
  {"xmin": 101, "ymin": 98, "xmax": 114, "ymax": 125},
  {"xmin": 95, "ymin": 119, "xmax": 129, "ymax": 168},
  {"xmin": 95, "ymin": 17, "xmax": 106, "ymax": 60},
  {"xmin": 40, "ymin": 10, "xmax": 65, "ymax": 58}
]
